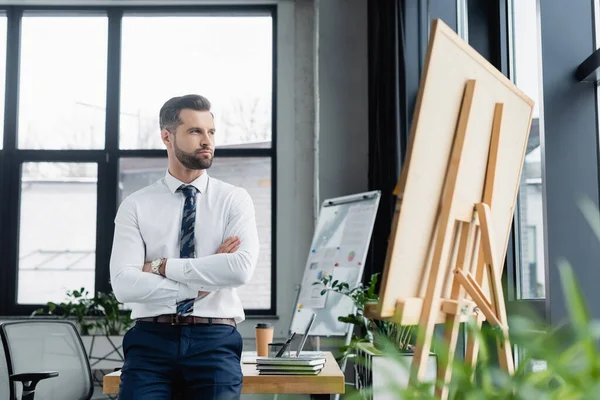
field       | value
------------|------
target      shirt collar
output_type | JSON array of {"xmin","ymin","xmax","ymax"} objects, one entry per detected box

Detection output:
[{"xmin": 164, "ymin": 170, "xmax": 209, "ymax": 194}]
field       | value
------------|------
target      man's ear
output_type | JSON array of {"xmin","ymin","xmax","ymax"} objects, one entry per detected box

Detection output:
[{"xmin": 161, "ymin": 129, "xmax": 171, "ymax": 146}]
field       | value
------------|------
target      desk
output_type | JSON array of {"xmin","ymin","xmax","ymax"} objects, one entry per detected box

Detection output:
[{"xmin": 103, "ymin": 351, "xmax": 345, "ymax": 399}]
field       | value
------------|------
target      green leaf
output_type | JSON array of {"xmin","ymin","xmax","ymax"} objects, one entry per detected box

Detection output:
[
  {"xmin": 367, "ymin": 273, "xmax": 379, "ymax": 297},
  {"xmin": 558, "ymin": 259, "xmax": 595, "ymax": 353}
]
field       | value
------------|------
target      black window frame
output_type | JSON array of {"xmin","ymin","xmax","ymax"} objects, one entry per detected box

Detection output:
[{"xmin": 0, "ymin": 4, "xmax": 278, "ymax": 317}]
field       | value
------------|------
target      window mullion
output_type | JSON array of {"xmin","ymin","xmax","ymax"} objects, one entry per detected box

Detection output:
[
  {"xmin": 1, "ymin": 7, "xmax": 21, "ymax": 314},
  {"xmin": 95, "ymin": 8, "xmax": 122, "ymax": 295}
]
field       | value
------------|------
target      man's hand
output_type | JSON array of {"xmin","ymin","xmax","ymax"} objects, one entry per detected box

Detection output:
[
  {"xmin": 217, "ymin": 236, "xmax": 241, "ymax": 254},
  {"xmin": 142, "ymin": 261, "xmax": 153, "ymax": 273}
]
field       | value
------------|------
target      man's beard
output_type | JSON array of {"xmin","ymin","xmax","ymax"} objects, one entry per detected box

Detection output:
[{"xmin": 173, "ymin": 139, "xmax": 213, "ymax": 170}]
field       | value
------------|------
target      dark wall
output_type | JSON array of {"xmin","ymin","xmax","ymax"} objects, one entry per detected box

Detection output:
[
  {"xmin": 467, "ymin": 0, "xmax": 499, "ymax": 66},
  {"xmin": 430, "ymin": 0, "xmax": 457, "ymax": 31},
  {"xmin": 318, "ymin": 0, "xmax": 369, "ymax": 203},
  {"xmin": 539, "ymin": 0, "xmax": 600, "ymax": 324}
]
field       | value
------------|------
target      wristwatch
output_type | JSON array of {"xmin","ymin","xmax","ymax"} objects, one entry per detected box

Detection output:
[{"xmin": 150, "ymin": 258, "xmax": 164, "ymax": 275}]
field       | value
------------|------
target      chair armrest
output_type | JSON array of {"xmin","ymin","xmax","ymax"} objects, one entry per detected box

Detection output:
[
  {"xmin": 10, "ymin": 372, "xmax": 59, "ymax": 400},
  {"xmin": 10, "ymin": 372, "xmax": 58, "ymax": 382}
]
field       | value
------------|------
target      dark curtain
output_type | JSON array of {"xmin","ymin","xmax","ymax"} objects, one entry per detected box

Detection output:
[{"xmin": 365, "ymin": 0, "xmax": 409, "ymax": 284}]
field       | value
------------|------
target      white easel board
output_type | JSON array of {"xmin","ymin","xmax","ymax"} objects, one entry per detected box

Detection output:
[{"xmin": 290, "ymin": 190, "xmax": 381, "ymax": 337}]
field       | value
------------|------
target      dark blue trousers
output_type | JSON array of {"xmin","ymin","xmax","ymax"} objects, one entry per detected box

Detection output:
[{"xmin": 118, "ymin": 321, "xmax": 243, "ymax": 400}]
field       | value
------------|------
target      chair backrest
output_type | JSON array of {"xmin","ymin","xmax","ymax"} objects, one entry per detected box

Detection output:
[
  {"xmin": 1, "ymin": 320, "xmax": 93, "ymax": 400},
  {"xmin": 0, "ymin": 332, "xmax": 11, "ymax": 400}
]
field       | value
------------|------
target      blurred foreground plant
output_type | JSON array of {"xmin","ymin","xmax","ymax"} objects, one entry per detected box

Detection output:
[{"xmin": 342, "ymin": 261, "xmax": 600, "ymax": 399}]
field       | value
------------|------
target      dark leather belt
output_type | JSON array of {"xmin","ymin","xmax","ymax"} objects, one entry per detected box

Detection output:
[{"xmin": 137, "ymin": 314, "xmax": 236, "ymax": 327}]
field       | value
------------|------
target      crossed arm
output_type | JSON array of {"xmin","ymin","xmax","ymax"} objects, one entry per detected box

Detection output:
[
  {"xmin": 109, "ymin": 189, "xmax": 259, "ymax": 305},
  {"xmin": 140, "ymin": 237, "xmax": 241, "ymax": 298}
]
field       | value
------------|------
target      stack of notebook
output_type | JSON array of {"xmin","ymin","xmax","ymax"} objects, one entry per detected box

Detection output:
[
  {"xmin": 255, "ymin": 355, "xmax": 326, "ymax": 375},
  {"xmin": 256, "ymin": 312, "xmax": 325, "ymax": 375}
]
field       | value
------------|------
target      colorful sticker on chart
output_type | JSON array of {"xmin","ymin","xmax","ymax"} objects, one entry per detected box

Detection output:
[
  {"xmin": 348, "ymin": 250, "xmax": 356, "ymax": 262},
  {"xmin": 317, "ymin": 270, "xmax": 329, "ymax": 280}
]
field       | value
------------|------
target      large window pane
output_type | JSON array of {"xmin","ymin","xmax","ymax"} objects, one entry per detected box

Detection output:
[
  {"xmin": 215, "ymin": 157, "xmax": 271, "ymax": 310},
  {"xmin": 18, "ymin": 162, "xmax": 98, "ymax": 304},
  {"xmin": 511, "ymin": 0, "xmax": 546, "ymax": 299},
  {"xmin": 118, "ymin": 158, "xmax": 168, "ymax": 202},
  {"xmin": 119, "ymin": 156, "xmax": 272, "ymax": 309},
  {"xmin": 18, "ymin": 15, "xmax": 107, "ymax": 149},
  {"xmin": 0, "ymin": 15, "xmax": 6, "ymax": 148},
  {"xmin": 120, "ymin": 15, "xmax": 272, "ymax": 150}
]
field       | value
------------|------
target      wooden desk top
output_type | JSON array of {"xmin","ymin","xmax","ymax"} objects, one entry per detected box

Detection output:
[{"xmin": 103, "ymin": 351, "xmax": 345, "ymax": 395}]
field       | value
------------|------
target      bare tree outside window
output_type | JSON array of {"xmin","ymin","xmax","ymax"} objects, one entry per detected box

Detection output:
[
  {"xmin": 219, "ymin": 96, "xmax": 271, "ymax": 144},
  {"xmin": 119, "ymin": 15, "xmax": 272, "ymax": 149}
]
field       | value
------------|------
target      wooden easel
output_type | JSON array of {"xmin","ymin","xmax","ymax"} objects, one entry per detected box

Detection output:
[
  {"xmin": 365, "ymin": 18, "xmax": 533, "ymax": 400},
  {"xmin": 365, "ymin": 79, "xmax": 527, "ymax": 400},
  {"xmin": 405, "ymin": 80, "xmax": 513, "ymax": 398}
]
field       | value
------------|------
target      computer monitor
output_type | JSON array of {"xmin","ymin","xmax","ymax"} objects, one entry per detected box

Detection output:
[{"xmin": 296, "ymin": 313, "xmax": 317, "ymax": 357}]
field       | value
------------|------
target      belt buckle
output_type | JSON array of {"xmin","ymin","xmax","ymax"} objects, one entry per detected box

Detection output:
[{"xmin": 171, "ymin": 314, "xmax": 189, "ymax": 326}]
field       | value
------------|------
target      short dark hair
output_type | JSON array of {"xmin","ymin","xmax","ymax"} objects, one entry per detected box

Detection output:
[{"xmin": 159, "ymin": 94, "xmax": 212, "ymax": 132}]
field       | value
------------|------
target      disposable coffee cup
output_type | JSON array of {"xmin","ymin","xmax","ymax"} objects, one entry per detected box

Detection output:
[{"xmin": 255, "ymin": 323, "xmax": 274, "ymax": 357}]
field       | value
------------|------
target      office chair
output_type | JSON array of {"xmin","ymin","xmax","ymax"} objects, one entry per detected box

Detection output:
[
  {"xmin": 1, "ymin": 320, "xmax": 94, "ymax": 400},
  {"xmin": 0, "ymin": 330, "xmax": 12, "ymax": 400}
]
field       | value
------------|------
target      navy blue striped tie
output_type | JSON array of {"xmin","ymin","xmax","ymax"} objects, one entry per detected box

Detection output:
[{"xmin": 175, "ymin": 184, "xmax": 198, "ymax": 316}]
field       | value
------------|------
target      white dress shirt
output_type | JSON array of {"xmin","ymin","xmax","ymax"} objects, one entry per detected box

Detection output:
[{"xmin": 109, "ymin": 170, "xmax": 259, "ymax": 323}]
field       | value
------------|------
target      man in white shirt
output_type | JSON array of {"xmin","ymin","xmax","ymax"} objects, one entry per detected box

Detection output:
[{"xmin": 110, "ymin": 94, "xmax": 259, "ymax": 399}]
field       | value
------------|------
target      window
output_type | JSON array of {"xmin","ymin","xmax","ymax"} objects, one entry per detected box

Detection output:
[
  {"xmin": 118, "ymin": 155, "xmax": 273, "ymax": 310},
  {"xmin": 119, "ymin": 15, "xmax": 272, "ymax": 150},
  {"xmin": 18, "ymin": 15, "xmax": 107, "ymax": 149},
  {"xmin": 0, "ymin": 6, "xmax": 276, "ymax": 315},
  {"xmin": 18, "ymin": 162, "xmax": 98, "ymax": 304},
  {"xmin": 510, "ymin": 0, "xmax": 546, "ymax": 300}
]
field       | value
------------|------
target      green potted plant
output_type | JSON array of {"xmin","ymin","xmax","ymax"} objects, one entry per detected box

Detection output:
[
  {"xmin": 32, "ymin": 287, "xmax": 132, "ymax": 371},
  {"xmin": 316, "ymin": 272, "xmax": 413, "ymax": 356},
  {"xmin": 316, "ymin": 273, "xmax": 437, "ymax": 398}
]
